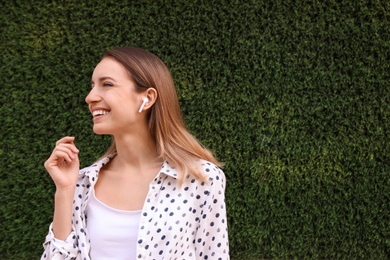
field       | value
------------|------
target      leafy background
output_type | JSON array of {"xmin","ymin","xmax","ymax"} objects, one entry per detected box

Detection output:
[{"xmin": 1, "ymin": 0, "xmax": 389, "ymax": 259}]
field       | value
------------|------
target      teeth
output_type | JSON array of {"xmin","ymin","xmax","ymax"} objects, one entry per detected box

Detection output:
[{"xmin": 92, "ymin": 110, "xmax": 109, "ymax": 117}]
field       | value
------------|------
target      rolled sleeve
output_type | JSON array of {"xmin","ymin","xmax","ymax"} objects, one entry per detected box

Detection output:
[{"xmin": 41, "ymin": 223, "xmax": 79, "ymax": 259}]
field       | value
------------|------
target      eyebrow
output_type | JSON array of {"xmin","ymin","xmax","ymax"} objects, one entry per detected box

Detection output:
[{"xmin": 91, "ymin": 76, "xmax": 116, "ymax": 84}]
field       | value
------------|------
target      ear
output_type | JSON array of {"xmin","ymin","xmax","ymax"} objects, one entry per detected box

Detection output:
[{"xmin": 142, "ymin": 88, "xmax": 158, "ymax": 111}]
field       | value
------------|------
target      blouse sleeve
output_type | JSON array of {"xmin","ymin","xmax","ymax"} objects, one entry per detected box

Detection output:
[
  {"xmin": 41, "ymin": 223, "xmax": 79, "ymax": 259},
  {"xmin": 196, "ymin": 166, "xmax": 230, "ymax": 259}
]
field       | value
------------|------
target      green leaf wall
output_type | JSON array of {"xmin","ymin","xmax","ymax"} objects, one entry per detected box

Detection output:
[{"xmin": 1, "ymin": 0, "xmax": 389, "ymax": 259}]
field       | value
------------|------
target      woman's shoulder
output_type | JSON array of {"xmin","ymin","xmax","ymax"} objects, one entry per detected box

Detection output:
[
  {"xmin": 195, "ymin": 159, "xmax": 226, "ymax": 186},
  {"xmin": 197, "ymin": 159, "xmax": 224, "ymax": 174},
  {"xmin": 180, "ymin": 159, "xmax": 226, "ymax": 197}
]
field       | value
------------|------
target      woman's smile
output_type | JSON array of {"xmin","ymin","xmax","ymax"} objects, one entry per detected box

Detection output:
[{"xmin": 91, "ymin": 108, "xmax": 111, "ymax": 121}]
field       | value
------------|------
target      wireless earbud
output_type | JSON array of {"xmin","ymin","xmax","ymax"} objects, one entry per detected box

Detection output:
[{"xmin": 138, "ymin": 97, "xmax": 149, "ymax": 113}]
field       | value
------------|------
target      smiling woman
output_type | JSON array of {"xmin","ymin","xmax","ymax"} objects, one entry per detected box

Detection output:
[{"xmin": 41, "ymin": 46, "xmax": 229, "ymax": 260}]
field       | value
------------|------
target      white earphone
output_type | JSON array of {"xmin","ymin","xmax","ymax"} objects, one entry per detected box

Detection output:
[{"xmin": 138, "ymin": 97, "xmax": 149, "ymax": 113}]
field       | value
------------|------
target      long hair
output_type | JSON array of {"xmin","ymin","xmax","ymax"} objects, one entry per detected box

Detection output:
[{"xmin": 97, "ymin": 46, "xmax": 222, "ymax": 183}]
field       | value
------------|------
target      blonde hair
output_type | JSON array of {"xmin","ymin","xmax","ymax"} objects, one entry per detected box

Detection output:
[{"xmin": 97, "ymin": 46, "xmax": 222, "ymax": 183}]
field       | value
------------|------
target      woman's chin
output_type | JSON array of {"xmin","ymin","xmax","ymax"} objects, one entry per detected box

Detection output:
[{"xmin": 92, "ymin": 126, "xmax": 111, "ymax": 135}]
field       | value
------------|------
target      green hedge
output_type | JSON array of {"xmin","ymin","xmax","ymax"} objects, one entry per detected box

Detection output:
[{"xmin": 1, "ymin": 0, "xmax": 389, "ymax": 259}]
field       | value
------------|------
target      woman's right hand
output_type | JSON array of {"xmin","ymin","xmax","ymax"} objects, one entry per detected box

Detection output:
[{"xmin": 44, "ymin": 136, "xmax": 80, "ymax": 191}]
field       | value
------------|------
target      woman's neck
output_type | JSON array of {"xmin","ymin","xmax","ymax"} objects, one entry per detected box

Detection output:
[{"xmin": 109, "ymin": 131, "xmax": 162, "ymax": 174}]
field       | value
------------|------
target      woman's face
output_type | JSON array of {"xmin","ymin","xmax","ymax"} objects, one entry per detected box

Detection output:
[{"xmin": 86, "ymin": 57, "xmax": 145, "ymax": 136}]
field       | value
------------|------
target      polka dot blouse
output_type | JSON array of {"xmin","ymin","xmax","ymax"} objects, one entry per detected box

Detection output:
[{"xmin": 41, "ymin": 154, "xmax": 230, "ymax": 259}]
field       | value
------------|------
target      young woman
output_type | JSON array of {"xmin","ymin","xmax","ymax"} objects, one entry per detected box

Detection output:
[{"xmin": 41, "ymin": 46, "xmax": 229, "ymax": 259}]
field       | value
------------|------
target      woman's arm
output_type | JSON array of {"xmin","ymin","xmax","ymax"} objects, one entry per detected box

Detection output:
[
  {"xmin": 196, "ymin": 165, "xmax": 230, "ymax": 259},
  {"xmin": 41, "ymin": 136, "xmax": 80, "ymax": 259},
  {"xmin": 52, "ymin": 188, "xmax": 75, "ymax": 239}
]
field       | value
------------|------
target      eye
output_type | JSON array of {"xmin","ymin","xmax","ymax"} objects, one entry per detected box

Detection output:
[{"xmin": 103, "ymin": 82, "xmax": 113, "ymax": 87}]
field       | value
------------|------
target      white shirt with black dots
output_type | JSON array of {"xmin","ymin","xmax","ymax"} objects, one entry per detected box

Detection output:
[{"xmin": 41, "ymin": 154, "xmax": 230, "ymax": 259}]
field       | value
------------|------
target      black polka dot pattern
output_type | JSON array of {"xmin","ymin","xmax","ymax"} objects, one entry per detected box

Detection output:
[{"xmin": 41, "ymin": 155, "xmax": 230, "ymax": 259}]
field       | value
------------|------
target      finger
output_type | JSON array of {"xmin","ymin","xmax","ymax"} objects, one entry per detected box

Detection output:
[
  {"xmin": 55, "ymin": 136, "xmax": 75, "ymax": 146},
  {"xmin": 56, "ymin": 151, "xmax": 74, "ymax": 163},
  {"xmin": 55, "ymin": 143, "xmax": 79, "ymax": 154},
  {"xmin": 45, "ymin": 148, "xmax": 79, "ymax": 167},
  {"xmin": 53, "ymin": 147, "xmax": 77, "ymax": 160},
  {"xmin": 52, "ymin": 143, "xmax": 79, "ymax": 158},
  {"xmin": 45, "ymin": 151, "xmax": 73, "ymax": 169}
]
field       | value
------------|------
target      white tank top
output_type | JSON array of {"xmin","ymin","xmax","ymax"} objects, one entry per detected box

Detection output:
[{"xmin": 86, "ymin": 190, "xmax": 142, "ymax": 260}]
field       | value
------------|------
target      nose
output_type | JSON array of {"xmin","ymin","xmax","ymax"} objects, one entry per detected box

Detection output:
[{"xmin": 85, "ymin": 87, "xmax": 101, "ymax": 105}]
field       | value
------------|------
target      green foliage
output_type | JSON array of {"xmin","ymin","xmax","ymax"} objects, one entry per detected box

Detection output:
[{"xmin": 1, "ymin": 0, "xmax": 389, "ymax": 259}]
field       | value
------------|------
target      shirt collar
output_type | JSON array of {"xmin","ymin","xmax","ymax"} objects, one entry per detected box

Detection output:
[
  {"xmin": 159, "ymin": 160, "xmax": 179, "ymax": 179},
  {"xmin": 82, "ymin": 154, "xmax": 115, "ymax": 184},
  {"xmin": 82, "ymin": 154, "xmax": 179, "ymax": 184}
]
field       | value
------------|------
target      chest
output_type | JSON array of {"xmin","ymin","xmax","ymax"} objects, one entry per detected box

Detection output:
[{"xmin": 94, "ymin": 171, "xmax": 155, "ymax": 211}]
